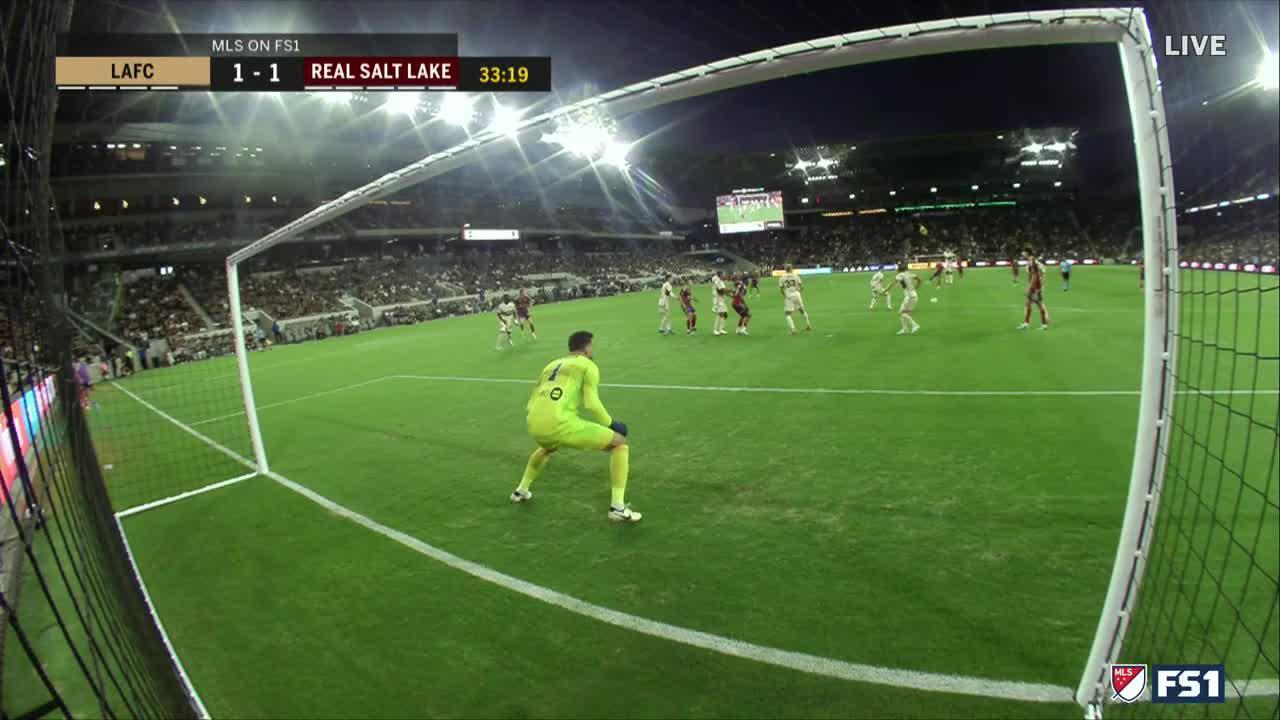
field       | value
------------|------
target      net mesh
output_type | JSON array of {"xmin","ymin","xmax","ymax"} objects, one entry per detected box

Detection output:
[
  {"xmin": 1109, "ymin": 1, "xmax": 1279, "ymax": 716},
  {"xmin": 0, "ymin": 1, "xmax": 201, "ymax": 717}
]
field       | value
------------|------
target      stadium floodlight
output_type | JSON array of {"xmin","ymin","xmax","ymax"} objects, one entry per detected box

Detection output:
[
  {"xmin": 971, "ymin": 184, "xmax": 979, "ymax": 190},
  {"xmin": 800, "ymin": 197, "xmax": 809, "ymax": 204},
  {"xmin": 848, "ymin": 193, "xmax": 856, "ymax": 199},
  {"xmin": 91, "ymin": 200, "xmax": 100, "ymax": 210},
  {"xmin": 171, "ymin": 197, "xmax": 180, "ymax": 206},
  {"xmin": 383, "ymin": 92, "xmax": 421, "ymax": 116},
  {"xmin": 601, "ymin": 139, "xmax": 632, "ymax": 168},
  {"xmin": 1023, "ymin": 141, "xmax": 1044, "ymax": 155},
  {"xmin": 438, "ymin": 93, "xmax": 476, "ymax": 127},
  {"xmin": 546, "ymin": 122, "xmax": 612, "ymax": 158},
  {"xmin": 320, "ymin": 91, "xmax": 354, "ymax": 105},
  {"xmin": 489, "ymin": 101, "xmax": 523, "ymax": 136},
  {"xmin": 1054, "ymin": 181, "xmax": 1063, "ymax": 187},
  {"xmin": 244, "ymin": 195, "xmax": 252, "ymax": 204},
  {"xmin": 1258, "ymin": 50, "xmax": 1278, "ymax": 90},
  {"xmin": 930, "ymin": 186, "xmax": 938, "ymax": 192},
  {"xmin": 198, "ymin": 195, "xmax": 207, "ymax": 206},
  {"xmin": 271, "ymin": 195, "xmax": 278, "ymax": 203},
  {"xmin": 120, "ymin": 199, "xmax": 128, "ymax": 209},
  {"xmin": 1012, "ymin": 182, "xmax": 1021, "ymax": 189},
  {"xmin": 889, "ymin": 190, "xmax": 897, "ymax": 196}
]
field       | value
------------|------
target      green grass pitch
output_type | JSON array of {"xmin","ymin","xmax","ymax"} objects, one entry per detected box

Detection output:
[
  {"xmin": 30, "ymin": 267, "xmax": 1276, "ymax": 718},
  {"xmin": 716, "ymin": 202, "xmax": 782, "ymax": 227}
]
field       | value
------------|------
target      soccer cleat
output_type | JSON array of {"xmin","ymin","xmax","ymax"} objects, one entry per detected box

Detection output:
[
  {"xmin": 510, "ymin": 489, "xmax": 533, "ymax": 503},
  {"xmin": 911, "ymin": 324, "xmax": 921, "ymax": 334},
  {"xmin": 896, "ymin": 328, "xmax": 907, "ymax": 335},
  {"xmin": 1040, "ymin": 325, "xmax": 1049, "ymax": 331},
  {"xmin": 1018, "ymin": 322, "xmax": 1030, "ymax": 330},
  {"xmin": 608, "ymin": 504, "xmax": 642, "ymax": 522},
  {"xmin": 740, "ymin": 328, "xmax": 749, "ymax": 336}
]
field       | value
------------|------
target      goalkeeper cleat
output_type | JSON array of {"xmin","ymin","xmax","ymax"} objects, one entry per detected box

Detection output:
[
  {"xmin": 510, "ymin": 489, "xmax": 533, "ymax": 503},
  {"xmin": 608, "ymin": 505, "xmax": 642, "ymax": 522}
]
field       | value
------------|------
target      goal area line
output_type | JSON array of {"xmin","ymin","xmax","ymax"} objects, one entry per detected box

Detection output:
[{"xmin": 108, "ymin": 377, "xmax": 1279, "ymax": 707}]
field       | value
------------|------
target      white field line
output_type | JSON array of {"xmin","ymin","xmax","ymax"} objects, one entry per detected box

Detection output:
[
  {"xmin": 115, "ymin": 515, "xmax": 212, "ymax": 719},
  {"xmin": 115, "ymin": 472, "xmax": 259, "ymax": 518},
  {"xmin": 188, "ymin": 376, "xmax": 395, "ymax": 427},
  {"xmin": 115, "ymin": 378, "xmax": 1280, "ymax": 706},
  {"xmin": 183, "ymin": 375, "xmax": 1280, "ymax": 425},
  {"xmin": 115, "ymin": 383, "xmax": 1073, "ymax": 704}
]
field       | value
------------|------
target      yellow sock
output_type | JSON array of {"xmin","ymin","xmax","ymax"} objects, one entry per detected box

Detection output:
[
  {"xmin": 517, "ymin": 448, "xmax": 551, "ymax": 492},
  {"xmin": 609, "ymin": 445, "xmax": 630, "ymax": 507}
]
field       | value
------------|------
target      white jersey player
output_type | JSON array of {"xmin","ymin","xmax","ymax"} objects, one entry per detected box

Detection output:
[
  {"xmin": 711, "ymin": 272, "xmax": 730, "ymax": 336},
  {"xmin": 495, "ymin": 300, "xmax": 516, "ymax": 349},
  {"xmin": 870, "ymin": 270, "xmax": 892, "ymax": 310},
  {"xmin": 778, "ymin": 265, "xmax": 812, "ymax": 334},
  {"xmin": 893, "ymin": 263, "xmax": 921, "ymax": 335},
  {"xmin": 657, "ymin": 277, "xmax": 675, "ymax": 336}
]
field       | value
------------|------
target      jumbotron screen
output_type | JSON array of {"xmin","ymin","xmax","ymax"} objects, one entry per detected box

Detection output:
[{"xmin": 716, "ymin": 190, "xmax": 784, "ymax": 234}]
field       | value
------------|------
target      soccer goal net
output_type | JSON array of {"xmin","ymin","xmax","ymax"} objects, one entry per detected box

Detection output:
[{"xmin": 0, "ymin": 2, "xmax": 205, "ymax": 716}]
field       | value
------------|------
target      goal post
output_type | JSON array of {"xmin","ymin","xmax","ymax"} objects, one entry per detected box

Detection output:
[{"xmin": 226, "ymin": 10, "xmax": 1181, "ymax": 715}]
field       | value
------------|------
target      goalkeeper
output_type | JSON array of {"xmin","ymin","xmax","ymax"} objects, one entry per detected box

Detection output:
[{"xmin": 510, "ymin": 330, "xmax": 641, "ymax": 522}]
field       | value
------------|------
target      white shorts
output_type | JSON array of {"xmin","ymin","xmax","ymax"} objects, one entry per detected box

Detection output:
[
  {"xmin": 900, "ymin": 296, "xmax": 918, "ymax": 312},
  {"xmin": 498, "ymin": 317, "xmax": 513, "ymax": 331},
  {"xmin": 712, "ymin": 298, "xmax": 727, "ymax": 314},
  {"xmin": 784, "ymin": 294, "xmax": 804, "ymax": 313},
  {"xmin": 657, "ymin": 302, "xmax": 670, "ymax": 315},
  {"xmin": 871, "ymin": 285, "xmax": 885, "ymax": 298}
]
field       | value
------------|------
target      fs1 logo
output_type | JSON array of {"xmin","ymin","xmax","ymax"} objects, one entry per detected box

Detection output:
[
  {"xmin": 1153, "ymin": 665, "xmax": 1226, "ymax": 704},
  {"xmin": 1164, "ymin": 35, "xmax": 1228, "ymax": 56}
]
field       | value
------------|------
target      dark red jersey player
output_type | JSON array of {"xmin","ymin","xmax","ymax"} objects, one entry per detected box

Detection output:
[
  {"xmin": 514, "ymin": 289, "xmax": 536, "ymax": 339},
  {"xmin": 731, "ymin": 278, "xmax": 751, "ymax": 335},
  {"xmin": 679, "ymin": 286, "xmax": 697, "ymax": 334},
  {"xmin": 1019, "ymin": 257, "xmax": 1050, "ymax": 331}
]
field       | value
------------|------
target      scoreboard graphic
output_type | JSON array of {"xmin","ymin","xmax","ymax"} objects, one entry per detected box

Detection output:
[{"xmin": 55, "ymin": 34, "xmax": 550, "ymax": 92}]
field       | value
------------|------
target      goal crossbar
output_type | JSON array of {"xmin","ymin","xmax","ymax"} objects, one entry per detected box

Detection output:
[{"xmin": 225, "ymin": 9, "xmax": 1177, "ymax": 716}]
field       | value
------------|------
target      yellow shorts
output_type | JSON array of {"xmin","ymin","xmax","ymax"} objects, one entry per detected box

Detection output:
[{"xmin": 530, "ymin": 420, "xmax": 615, "ymax": 451}]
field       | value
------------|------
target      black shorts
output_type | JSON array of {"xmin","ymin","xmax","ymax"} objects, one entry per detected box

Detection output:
[
  {"xmin": 732, "ymin": 303, "xmax": 750, "ymax": 317},
  {"xmin": 1027, "ymin": 289, "xmax": 1043, "ymax": 303}
]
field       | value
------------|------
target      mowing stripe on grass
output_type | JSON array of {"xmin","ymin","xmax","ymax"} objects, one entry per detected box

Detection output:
[
  {"xmin": 181, "ymin": 375, "xmax": 1280, "ymax": 426},
  {"xmin": 392, "ymin": 375, "xmax": 1278, "ymax": 398},
  {"xmin": 115, "ymin": 378, "xmax": 1280, "ymax": 706}
]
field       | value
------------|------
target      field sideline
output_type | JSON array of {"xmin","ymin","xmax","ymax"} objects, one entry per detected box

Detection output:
[{"xmin": 16, "ymin": 266, "xmax": 1273, "ymax": 718}]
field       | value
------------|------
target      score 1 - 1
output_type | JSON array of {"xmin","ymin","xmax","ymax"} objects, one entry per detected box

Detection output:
[{"xmin": 210, "ymin": 57, "xmax": 304, "ymax": 91}]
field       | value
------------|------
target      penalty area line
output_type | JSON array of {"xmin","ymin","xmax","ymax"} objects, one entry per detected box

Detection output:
[{"xmin": 115, "ymin": 378, "xmax": 1076, "ymax": 704}]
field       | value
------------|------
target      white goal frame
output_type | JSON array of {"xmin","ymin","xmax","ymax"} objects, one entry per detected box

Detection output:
[{"xmin": 225, "ymin": 9, "xmax": 1176, "ymax": 716}]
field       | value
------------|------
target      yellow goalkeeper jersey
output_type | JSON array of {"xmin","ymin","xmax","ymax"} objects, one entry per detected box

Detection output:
[{"xmin": 526, "ymin": 354, "xmax": 613, "ymax": 433}]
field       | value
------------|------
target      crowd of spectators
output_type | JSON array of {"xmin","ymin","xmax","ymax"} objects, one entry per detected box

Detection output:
[{"xmin": 46, "ymin": 201, "xmax": 1275, "ymax": 360}]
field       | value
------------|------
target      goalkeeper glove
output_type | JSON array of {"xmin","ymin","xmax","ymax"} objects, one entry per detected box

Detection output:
[{"xmin": 609, "ymin": 421, "xmax": 629, "ymax": 437}]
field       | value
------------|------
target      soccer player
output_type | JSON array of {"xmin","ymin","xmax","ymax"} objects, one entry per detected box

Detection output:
[
  {"xmin": 929, "ymin": 261, "xmax": 945, "ymax": 288},
  {"xmin": 1011, "ymin": 257, "xmax": 1020, "ymax": 283},
  {"xmin": 512, "ymin": 331, "xmax": 640, "ymax": 522},
  {"xmin": 495, "ymin": 299, "xmax": 516, "ymax": 349},
  {"xmin": 1060, "ymin": 258, "xmax": 1072, "ymax": 292},
  {"xmin": 750, "ymin": 272, "xmax": 761, "ymax": 296},
  {"xmin": 731, "ymin": 276, "xmax": 752, "ymax": 335},
  {"xmin": 778, "ymin": 264, "xmax": 813, "ymax": 334},
  {"xmin": 944, "ymin": 256, "xmax": 955, "ymax": 286},
  {"xmin": 1019, "ymin": 256, "xmax": 1051, "ymax": 331},
  {"xmin": 957, "ymin": 257, "xmax": 965, "ymax": 281},
  {"xmin": 657, "ymin": 275, "xmax": 675, "ymax": 335},
  {"xmin": 74, "ymin": 357, "xmax": 93, "ymax": 410},
  {"xmin": 894, "ymin": 262, "xmax": 922, "ymax": 335},
  {"xmin": 1137, "ymin": 258, "xmax": 1145, "ymax": 290},
  {"xmin": 711, "ymin": 271, "xmax": 730, "ymax": 336},
  {"xmin": 515, "ymin": 289, "xmax": 537, "ymax": 339},
  {"xmin": 680, "ymin": 284, "xmax": 697, "ymax": 334},
  {"xmin": 870, "ymin": 269, "xmax": 893, "ymax": 310}
]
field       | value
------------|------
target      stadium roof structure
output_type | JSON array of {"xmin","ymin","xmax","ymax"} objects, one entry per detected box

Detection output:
[{"xmin": 231, "ymin": 8, "xmax": 1144, "ymax": 265}]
